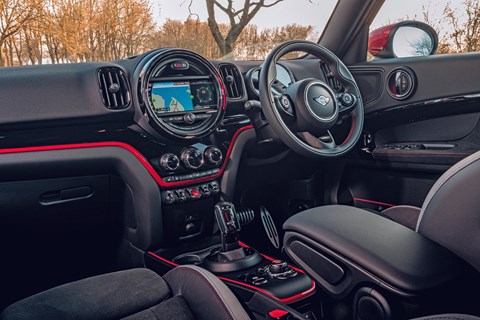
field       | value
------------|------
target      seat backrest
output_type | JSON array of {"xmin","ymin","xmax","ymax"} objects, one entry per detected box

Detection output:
[{"xmin": 416, "ymin": 151, "xmax": 480, "ymax": 272}]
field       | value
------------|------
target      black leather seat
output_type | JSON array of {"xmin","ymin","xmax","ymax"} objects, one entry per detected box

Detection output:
[
  {"xmin": 379, "ymin": 205, "xmax": 421, "ymax": 230},
  {"xmin": 369, "ymin": 150, "xmax": 480, "ymax": 267},
  {"xmin": 0, "ymin": 265, "xmax": 250, "ymax": 320},
  {"xmin": 283, "ymin": 150, "xmax": 480, "ymax": 320}
]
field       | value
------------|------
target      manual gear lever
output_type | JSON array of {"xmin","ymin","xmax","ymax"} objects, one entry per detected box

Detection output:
[
  {"xmin": 204, "ymin": 202, "xmax": 262, "ymax": 272},
  {"xmin": 214, "ymin": 202, "xmax": 241, "ymax": 252}
]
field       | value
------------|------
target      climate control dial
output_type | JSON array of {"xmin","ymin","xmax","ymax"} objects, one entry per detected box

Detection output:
[
  {"xmin": 159, "ymin": 153, "xmax": 180, "ymax": 171},
  {"xmin": 204, "ymin": 146, "xmax": 223, "ymax": 165},
  {"xmin": 181, "ymin": 147, "xmax": 204, "ymax": 169}
]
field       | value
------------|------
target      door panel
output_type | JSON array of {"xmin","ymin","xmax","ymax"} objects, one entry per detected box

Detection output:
[
  {"xmin": 342, "ymin": 52, "xmax": 480, "ymax": 210},
  {"xmin": 350, "ymin": 53, "xmax": 480, "ymax": 114}
]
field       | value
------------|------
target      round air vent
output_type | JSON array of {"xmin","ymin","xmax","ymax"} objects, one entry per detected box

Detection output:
[{"xmin": 387, "ymin": 67, "xmax": 416, "ymax": 100}]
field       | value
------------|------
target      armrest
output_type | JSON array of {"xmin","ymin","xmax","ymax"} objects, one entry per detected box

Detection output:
[{"xmin": 283, "ymin": 205, "xmax": 465, "ymax": 296}]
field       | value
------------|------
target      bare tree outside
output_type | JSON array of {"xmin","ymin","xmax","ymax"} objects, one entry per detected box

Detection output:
[
  {"xmin": 409, "ymin": 33, "xmax": 434, "ymax": 56},
  {"xmin": 203, "ymin": 0, "xmax": 284, "ymax": 57},
  {"xmin": 1, "ymin": 0, "xmax": 479, "ymax": 66},
  {"xmin": 421, "ymin": 0, "xmax": 480, "ymax": 54},
  {"xmin": 0, "ymin": 0, "xmax": 42, "ymax": 66},
  {"xmin": 0, "ymin": 0, "xmax": 316, "ymax": 66},
  {"xmin": 444, "ymin": 0, "xmax": 480, "ymax": 52}
]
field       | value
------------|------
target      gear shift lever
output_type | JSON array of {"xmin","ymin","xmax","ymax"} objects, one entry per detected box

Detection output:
[
  {"xmin": 204, "ymin": 202, "xmax": 262, "ymax": 272},
  {"xmin": 214, "ymin": 202, "xmax": 241, "ymax": 252}
]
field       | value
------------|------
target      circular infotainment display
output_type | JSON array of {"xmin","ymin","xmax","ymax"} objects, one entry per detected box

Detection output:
[{"xmin": 136, "ymin": 48, "xmax": 226, "ymax": 140}]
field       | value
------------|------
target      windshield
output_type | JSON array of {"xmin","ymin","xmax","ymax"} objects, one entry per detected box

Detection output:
[{"xmin": 0, "ymin": 0, "xmax": 338, "ymax": 67}]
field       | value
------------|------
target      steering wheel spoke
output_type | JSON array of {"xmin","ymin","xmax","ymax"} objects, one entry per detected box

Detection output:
[
  {"xmin": 297, "ymin": 131, "xmax": 337, "ymax": 150},
  {"xmin": 273, "ymin": 94, "xmax": 297, "ymax": 123},
  {"xmin": 337, "ymin": 92, "xmax": 358, "ymax": 115}
]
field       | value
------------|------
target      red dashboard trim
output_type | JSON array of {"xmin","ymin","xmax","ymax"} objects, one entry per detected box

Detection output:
[
  {"xmin": 354, "ymin": 197, "xmax": 395, "ymax": 208},
  {"xmin": 147, "ymin": 243, "xmax": 316, "ymax": 304},
  {"xmin": 0, "ymin": 125, "xmax": 254, "ymax": 189}
]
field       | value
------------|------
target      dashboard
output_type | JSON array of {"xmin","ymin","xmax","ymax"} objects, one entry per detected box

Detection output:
[
  {"xmin": 0, "ymin": 48, "xmax": 330, "ymax": 187},
  {"xmin": 0, "ymin": 48, "xmax": 330, "ymax": 238}
]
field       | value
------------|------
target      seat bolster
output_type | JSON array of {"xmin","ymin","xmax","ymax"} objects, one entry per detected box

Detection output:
[
  {"xmin": 0, "ymin": 268, "xmax": 170, "ymax": 320},
  {"xmin": 163, "ymin": 265, "xmax": 250, "ymax": 320},
  {"xmin": 416, "ymin": 150, "xmax": 480, "ymax": 272},
  {"xmin": 381, "ymin": 205, "xmax": 421, "ymax": 230}
]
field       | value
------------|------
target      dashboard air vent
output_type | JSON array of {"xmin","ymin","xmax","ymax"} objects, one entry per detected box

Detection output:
[
  {"xmin": 98, "ymin": 67, "xmax": 131, "ymax": 109},
  {"xmin": 387, "ymin": 68, "xmax": 415, "ymax": 100},
  {"xmin": 218, "ymin": 63, "xmax": 244, "ymax": 99}
]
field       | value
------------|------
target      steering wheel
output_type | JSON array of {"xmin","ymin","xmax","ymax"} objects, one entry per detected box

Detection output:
[{"xmin": 259, "ymin": 40, "xmax": 364, "ymax": 158}]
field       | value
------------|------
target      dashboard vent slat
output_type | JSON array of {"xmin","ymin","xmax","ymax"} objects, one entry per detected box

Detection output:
[
  {"xmin": 98, "ymin": 67, "xmax": 131, "ymax": 109},
  {"xmin": 218, "ymin": 63, "xmax": 244, "ymax": 99}
]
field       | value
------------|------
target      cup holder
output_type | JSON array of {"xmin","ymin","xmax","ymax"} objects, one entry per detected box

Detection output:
[{"xmin": 172, "ymin": 254, "xmax": 202, "ymax": 265}]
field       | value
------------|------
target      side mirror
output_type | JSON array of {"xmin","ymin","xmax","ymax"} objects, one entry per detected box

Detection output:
[{"xmin": 368, "ymin": 21, "xmax": 438, "ymax": 59}]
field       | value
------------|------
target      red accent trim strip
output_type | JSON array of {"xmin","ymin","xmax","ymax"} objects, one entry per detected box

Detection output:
[
  {"xmin": 354, "ymin": 197, "xmax": 395, "ymax": 208},
  {"xmin": 0, "ymin": 125, "xmax": 254, "ymax": 189},
  {"xmin": 147, "ymin": 251, "xmax": 179, "ymax": 267},
  {"xmin": 148, "ymin": 242, "xmax": 316, "ymax": 304},
  {"xmin": 340, "ymin": 117, "xmax": 355, "ymax": 146}
]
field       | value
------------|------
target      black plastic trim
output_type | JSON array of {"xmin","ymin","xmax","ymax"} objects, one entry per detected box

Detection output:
[{"xmin": 0, "ymin": 146, "xmax": 163, "ymax": 250}]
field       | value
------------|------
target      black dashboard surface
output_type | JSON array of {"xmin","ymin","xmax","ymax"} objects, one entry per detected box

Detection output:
[
  {"xmin": 0, "ymin": 63, "xmax": 133, "ymax": 131},
  {"xmin": 0, "ymin": 50, "xmax": 330, "ymax": 146}
]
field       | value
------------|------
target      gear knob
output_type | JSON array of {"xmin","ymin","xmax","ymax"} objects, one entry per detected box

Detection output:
[
  {"xmin": 214, "ymin": 202, "xmax": 241, "ymax": 234},
  {"xmin": 214, "ymin": 202, "xmax": 241, "ymax": 252}
]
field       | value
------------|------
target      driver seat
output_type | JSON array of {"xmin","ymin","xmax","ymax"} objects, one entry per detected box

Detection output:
[{"xmin": 362, "ymin": 150, "xmax": 480, "ymax": 270}]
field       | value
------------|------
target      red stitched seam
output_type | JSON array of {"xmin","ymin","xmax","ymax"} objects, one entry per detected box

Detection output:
[{"xmin": 181, "ymin": 268, "xmax": 234, "ymax": 320}]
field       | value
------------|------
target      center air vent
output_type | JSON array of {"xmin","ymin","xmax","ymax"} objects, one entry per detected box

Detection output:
[
  {"xmin": 218, "ymin": 63, "xmax": 244, "ymax": 99},
  {"xmin": 98, "ymin": 67, "xmax": 131, "ymax": 109},
  {"xmin": 387, "ymin": 67, "xmax": 416, "ymax": 100}
]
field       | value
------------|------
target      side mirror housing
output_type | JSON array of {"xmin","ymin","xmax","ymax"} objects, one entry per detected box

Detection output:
[{"xmin": 368, "ymin": 20, "xmax": 438, "ymax": 59}]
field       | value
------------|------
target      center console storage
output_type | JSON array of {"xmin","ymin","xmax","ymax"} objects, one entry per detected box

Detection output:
[{"xmin": 283, "ymin": 205, "xmax": 477, "ymax": 319}]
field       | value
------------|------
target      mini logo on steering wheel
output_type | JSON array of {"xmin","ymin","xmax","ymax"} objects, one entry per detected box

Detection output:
[{"xmin": 313, "ymin": 95, "xmax": 330, "ymax": 106}]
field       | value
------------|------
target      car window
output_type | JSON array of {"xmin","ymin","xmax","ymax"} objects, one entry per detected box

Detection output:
[
  {"xmin": 370, "ymin": 0, "xmax": 480, "ymax": 59},
  {"xmin": 0, "ymin": 0, "xmax": 338, "ymax": 67}
]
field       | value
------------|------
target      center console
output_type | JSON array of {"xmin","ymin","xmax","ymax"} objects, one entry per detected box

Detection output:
[
  {"xmin": 146, "ymin": 202, "xmax": 316, "ymax": 316},
  {"xmin": 130, "ymin": 49, "xmax": 317, "ymax": 318}
]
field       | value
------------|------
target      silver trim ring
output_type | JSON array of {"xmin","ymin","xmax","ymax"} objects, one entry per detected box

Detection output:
[{"xmin": 304, "ymin": 81, "xmax": 338, "ymax": 122}]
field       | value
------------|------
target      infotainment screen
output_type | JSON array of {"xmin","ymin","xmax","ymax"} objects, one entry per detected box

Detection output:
[{"xmin": 150, "ymin": 80, "xmax": 217, "ymax": 114}]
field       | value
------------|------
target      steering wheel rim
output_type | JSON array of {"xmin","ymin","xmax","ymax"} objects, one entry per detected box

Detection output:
[{"xmin": 259, "ymin": 40, "xmax": 364, "ymax": 158}]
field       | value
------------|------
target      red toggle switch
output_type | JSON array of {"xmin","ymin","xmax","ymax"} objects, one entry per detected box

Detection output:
[{"xmin": 189, "ymin": 188, "xmax": 201, "ymax": 199}]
